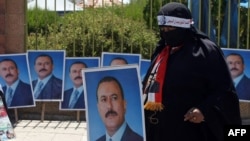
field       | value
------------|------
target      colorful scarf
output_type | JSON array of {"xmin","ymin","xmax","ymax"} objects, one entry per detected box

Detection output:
[{"xmin": 143, "ymin": 46, "xmax": 171, "ymax": 111}]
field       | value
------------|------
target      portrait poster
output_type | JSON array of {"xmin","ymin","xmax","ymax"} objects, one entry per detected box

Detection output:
[
  {"xmin": 82, "ymin": 65, "xmax": 146, "ymax": 141},
  {"xmin": 140, "ymin": 59, "xmax": 151, "ymax": 81},
  {"xmin": 222, "ymin": 48, "xmax": 250, "ymax": 102},
  {"xmin": 101, "ymin": 52, "xmax": 141, "ymax": 68},
  {"xmin": 0, "ymin": 89, "xmax": 15, "ymax": 140},
  {"xmin": 27, "ymin": 50, "xmax": 65, "ymax": 101},
  {"xmin": 60, "ymin": 57, "xmax": 100, "ymax": 110},
  {"xmin": 0, "ymin": 53, "xmax": 35, "ymax": 109}
]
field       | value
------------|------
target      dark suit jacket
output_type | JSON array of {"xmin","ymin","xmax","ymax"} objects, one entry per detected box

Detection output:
[
  {"xmin": 61, "ymin": 88, "xmax": 85, "ymax": 109},
  {"xmin": 96, "ymin": 124, "xmax": 143, "ymax": 141},
  {"xmin": 32, "ymin": 75, "xmax": 62, "ymax": 100},
  {"xmin": 236, "ymin": 75, "xmax": 250, "ymax": 100},
  {"xmin": 3, "ymin": 80, "xmax": 34, "ymax": 107}
]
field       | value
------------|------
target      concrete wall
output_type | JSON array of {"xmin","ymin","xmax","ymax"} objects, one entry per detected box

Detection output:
[
  {"xmin": 0, "ymin": 0, "xmax": 7, "ymax": 53},
  {"xmin": 0, "ymin": 0, "xmax": 25, "ymax": 53}
]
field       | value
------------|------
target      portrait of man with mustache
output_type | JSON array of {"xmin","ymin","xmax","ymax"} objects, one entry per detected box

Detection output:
[
  {"xmin": 226, "ymin": 52, "xmax": 250, "ymax": 100},
  {"xmin": 0, "ymin": 57, "xmax": 34, "ymax": 108},
  {"xmin": 61, "ymin": 61, "xmax": 87, "ymax": 109},
  {"xmin": 32, "ymin": 53, "xmax": 63, "ymax": 100},
  {"xmin": 96, "ymin": 76, "xmax": 143, "ymax": 141}
]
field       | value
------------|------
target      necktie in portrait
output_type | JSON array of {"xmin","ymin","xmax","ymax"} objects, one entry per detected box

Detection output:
[
  {"xmin": 34, "ymin": 81, "xmax": 43, "ymax": 98},
  {"xmin": 6, "ymin": 87, "xmax": 13, "ymax": 107},
  {"xmin": 68, "ymin": 90, "xmax": 79, "ymax": 108}
]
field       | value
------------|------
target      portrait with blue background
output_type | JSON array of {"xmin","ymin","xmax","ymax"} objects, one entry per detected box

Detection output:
[
  {"xmin": 27, "ymin": 50, "xmax": 65, "ymax": 82},
  {"xmin": 0, "ymin": 53, "xmax": 32, "ymax": 87},
  {"xmin": 64, "ymin": 57, "xmax": 100, "ymax": 90},
  {"xmin": 82, "ymin": 65, "xmax": 145, "ymax": 141},
  {"xmin": 222, "ymin": 48, "xmax": 250, "ymax": 79},
  {"xmin": 222, "ymin": 48, "xmax": 250, "ymax": 102},
  {"xmin": 101, "ymin": 52, "xmax": 141, "ymax": 68},
  {"xmin": 0, "ymin": 53, "xmax": 35, "ymax": 108}
]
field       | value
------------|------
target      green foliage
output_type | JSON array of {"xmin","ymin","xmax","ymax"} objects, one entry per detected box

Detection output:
[
  {"xmin": 143, "ymin": 0, "xmax": 161, "ymax": 30},
  {"xmin": 26, "ymin": 0, "xmax": 250, "ymax": 58},
  {"xmin": 113, "ymin": 0, "xmax": 147, "ymax": 21},
  {"xmin": 27, "ymin": 8, "xmax": 60, "ymax": 34},
  {"xmin": 238, "ymin": 7, "xmax": 250, "ymax": 49},
  {"xmin": 27, "ymin": 6, "xmax": 158, "ymax": 59}
]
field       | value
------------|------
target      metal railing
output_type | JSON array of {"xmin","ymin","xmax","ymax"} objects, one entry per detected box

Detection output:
[{"xmin": 26, "ymin": 0, "xmax": 250, "ymax": 58}]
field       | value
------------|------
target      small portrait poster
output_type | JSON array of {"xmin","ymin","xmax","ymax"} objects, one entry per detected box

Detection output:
[
  {"xmin": 60, "ymin": 57, "xmax": 100, "ymax": 110},
  {"xmin": 27, "ymin": 50, "xmax": 65, "ymax": 101},
  {"xmin": 82, "ymin": 65, "xmax": 146, "ymax": 141},
  {"xmin": 0, "ymin": 53, "xmax": 35, "ymax": 108},
  {"xmin": 0, "ymin": 89, "xmax": 15, "ymax": 140},
  {"xmin": 101, "ymin": 52, "xmax": 141, "ymax": 67},
  {"xmin": 140, "ymin": 59, "xmax": 151, "ymax": 81},
  {"xmin": 222, "ymin": 48, "xmax": 250, "ymax": 102}
]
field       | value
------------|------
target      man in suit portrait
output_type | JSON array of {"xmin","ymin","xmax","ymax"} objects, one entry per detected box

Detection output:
[
  {"xmin": 96, "ymin": 76, "xmax": 143, "ymax": 141},
  {"xmin": 110, "ymin": 57, "xmax": 128, "ymax": 66},
  {"xmin": 61, "ymin": 61, "xmax": 86, "ymax": 109},
  {"xmin": 0, "ymin": 59, "xmax": 34, "ymax": 108},
  {"xmin": 32, "ymin": 54, "xmax": 62, "ymax": 100},
  {"xmin": 226, "ymin": 53, "xmax": 250, "ymax": 100}
]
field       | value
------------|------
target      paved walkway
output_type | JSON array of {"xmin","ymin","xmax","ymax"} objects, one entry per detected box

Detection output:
[
  {"xmin": 11, "ymin": 120, "xmax": 87, "ymax": 141},
  {"xmin": 9, "ymin": 119, "xmax": 250, "ymax": 141}
]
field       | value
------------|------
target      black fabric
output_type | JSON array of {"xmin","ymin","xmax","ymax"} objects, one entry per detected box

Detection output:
[
  {"xmin": 157, "ymin": 2, "xmax": 192, "ymax": 21},
  {"xmin": 143, "ymin": 3, "xmax": 241, "ymax": 140},
  {"xmin": 144, "ymin": 36, "xmax": 241, "ymax": 141},
  {"xmin": 156, "ymin": 2, "xmax": 210, "ymax": 47},
  {"xmin": 160, "ymin": 28, "xmax": 187, "ymax": 47}
]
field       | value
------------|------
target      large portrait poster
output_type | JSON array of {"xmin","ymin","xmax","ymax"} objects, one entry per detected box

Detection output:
[
  {"xmin": 82, "ymin": 65, "xmax": 146, "ymax": 141},
  {"xmin": 27, "ymin": 50, "xmax": 65, "ymax": 101},
  {"xmin": 0, "ymin": 53, "xmax": 35, "ymax": 109},
  {"xmin": 60, "ymin": 57, "xmax": 100, "ymax": 110},
  {"xmin": 222, "ymin": 48, "xmax": 250, "ymax": 102},
  {"xmin": 101, "ymin": 52, "xmax": 141, "ymax": 67}
]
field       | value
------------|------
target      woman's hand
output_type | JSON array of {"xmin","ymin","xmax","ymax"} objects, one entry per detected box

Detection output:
[{"xmin": 184, "ymin": 107, "xmax": 205, "ymax": 123}]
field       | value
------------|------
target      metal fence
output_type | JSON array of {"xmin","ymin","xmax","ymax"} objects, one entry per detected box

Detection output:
[
  {"xmin": 26, "ymin": 0, "xmax": 250, "ymax": 58},
  {"xmin": 188, "ymin": 0, "xmax": 250, "ymax": 49}
]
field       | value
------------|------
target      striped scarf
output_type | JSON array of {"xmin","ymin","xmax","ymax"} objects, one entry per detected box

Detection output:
[{"xmin": 143, "ymin": 46, "xmax": 171, "ymax": 111}]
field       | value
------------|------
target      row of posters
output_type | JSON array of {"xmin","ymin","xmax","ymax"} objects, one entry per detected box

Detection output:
[
  {"xmin": 82, "ymin": 48, "xmax": 250, "ymax": 141},
  {"xmin": 1, "ymin": 48, "xmax": 250, "ymax": 140},
  {"xmin": 0, "ymin": 50, "xmax": 150, "ymax": 110},
  {"xmin": 0, "ymin": 48, "xmax": 249, "ymax": 111}
]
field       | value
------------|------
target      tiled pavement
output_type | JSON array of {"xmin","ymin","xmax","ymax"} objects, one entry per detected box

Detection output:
[
  {"xmin": 11, "ymin": 120, "xmax": 87, "ymax": 141},
  {"xmin": 9, "ymin": 119, "xmax": 250, "ymax": 141}
]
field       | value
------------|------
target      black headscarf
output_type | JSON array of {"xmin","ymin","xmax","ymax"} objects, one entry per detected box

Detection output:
[{"xmin": 152, "ymin": 2, "xmax": 209, "ymax": 60}]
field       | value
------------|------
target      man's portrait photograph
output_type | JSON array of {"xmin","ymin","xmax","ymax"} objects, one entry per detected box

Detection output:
[
  {"xmin": 60, "ymin": 57, "xmax": 100, "ymax": 110},
  {"xmin": 27, "ymin": 50, "xmax": 65, "ymax": 101},
  {"xmin": 82, "ymin": 65, "xmax": 145, "ymax": 141},
  {"xmin": 0, "ymin": 53, "xmax": 35, "ymax": 109},
  {"xmin": 101, "ymin": 52, "xmax": 141, "ymax": 67},
  {"xmin": 222, "ymin": 48, "xmax": 250, "ymax": 102}
]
